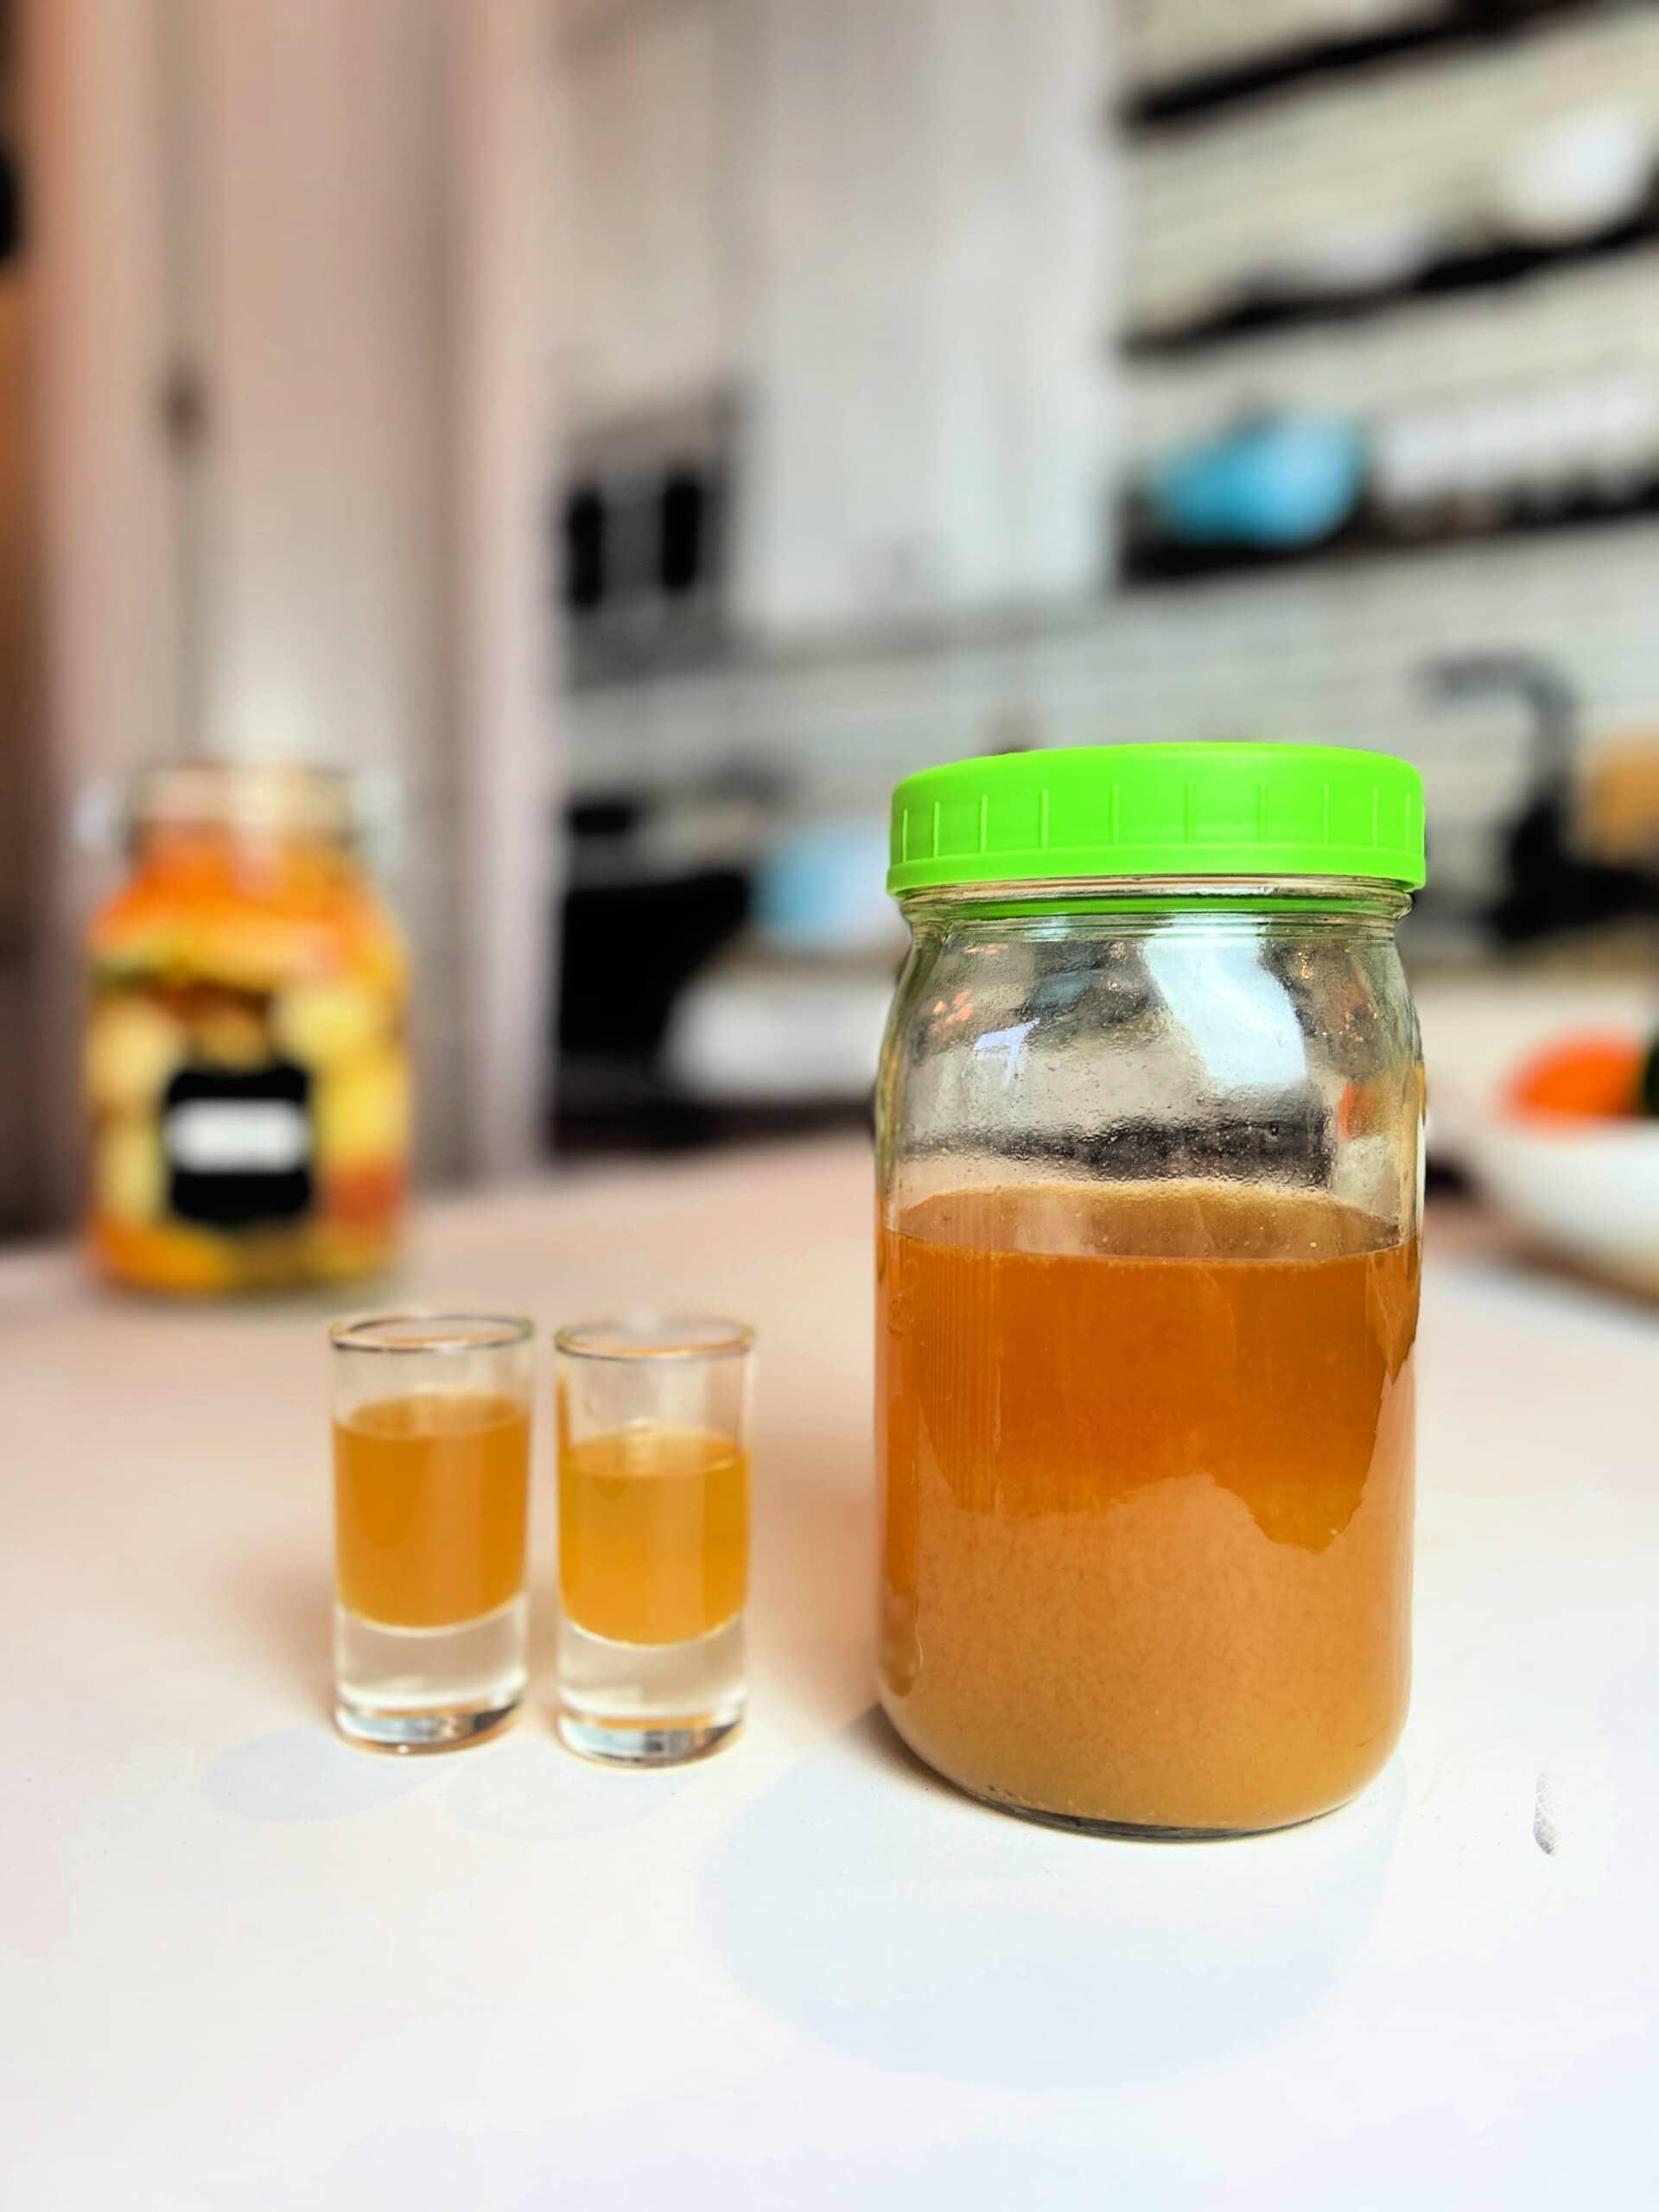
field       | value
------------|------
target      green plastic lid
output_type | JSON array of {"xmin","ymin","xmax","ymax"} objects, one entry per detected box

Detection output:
[{"xmin": 887, "ymin": 742, "xmax": 1425, "ymax": 896}]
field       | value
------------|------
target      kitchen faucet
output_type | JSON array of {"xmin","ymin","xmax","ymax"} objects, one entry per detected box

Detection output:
[{"xmin": 1418, "ymin": 652, "xmax": 1659, "ymax": 944}]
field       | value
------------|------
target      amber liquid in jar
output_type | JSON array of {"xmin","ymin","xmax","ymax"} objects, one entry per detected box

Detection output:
[{"xmin": 878, "ymin": 1182, "xmax": 1419, "ymax": 1834}]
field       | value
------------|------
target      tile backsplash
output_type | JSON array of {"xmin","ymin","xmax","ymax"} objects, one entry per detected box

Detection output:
[{"xmin": 569, "ymin": 517, "xmax": 1659, "ymax": 905}]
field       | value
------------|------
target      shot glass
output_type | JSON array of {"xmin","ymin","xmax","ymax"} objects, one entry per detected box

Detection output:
[
  {"xmin": 554, "ymin": 1317, "xmax": 753, "ymax": 1765},
  {"xmin": 330, "ymin": 1312, "xmax": 534, "ymax": 1752}
]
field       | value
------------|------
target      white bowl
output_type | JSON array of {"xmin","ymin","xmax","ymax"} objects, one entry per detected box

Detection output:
[
  {"xmin": 1492, "ymin": 108, "xmax": 1654, "ymax": 248},
  {"xmin": 1461, "ymin": 1113, "xmax": 1659, "ymax": 1297},
  {"xmin": 1268, "ymin": 217, "xmax": 1439, "ymax": 299}
]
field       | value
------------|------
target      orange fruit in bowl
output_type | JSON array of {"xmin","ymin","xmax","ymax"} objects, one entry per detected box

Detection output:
[{"xmin": 1506, "ymin": 1034, "xmax": 1644, "ymax": 1120}]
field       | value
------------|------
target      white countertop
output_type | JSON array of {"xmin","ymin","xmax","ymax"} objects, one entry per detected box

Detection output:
[{"xmin": 3, "ymin": 1141, "xmax": 1655, "ymax": 2209}]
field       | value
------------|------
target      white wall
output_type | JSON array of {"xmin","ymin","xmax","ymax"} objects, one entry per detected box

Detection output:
[
  {"xmin": 24, "ymin": 0, "xmax": 563, "ymax": 1211},
  {"xmin": 448, "ymin": 0, "xmax": 568, "ymax": 1181},
  {"xmin": 560, "ymin": 0, "xmax": 734, "ymax": 431},
  {"xmin": 186, "ymin": 0, "xmax": 468, "ymax": 1177},
  {"xmin": 733, "ymin": 0, "xmax": 1116, "ymax": 636},
  {"xmin": 25, "ymin": 0, "xmax": 188, "ymax": 1220}
]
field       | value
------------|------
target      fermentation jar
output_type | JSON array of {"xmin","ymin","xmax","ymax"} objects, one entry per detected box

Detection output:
[
  {"xmin": 875, "ymin": 744, "xmax": 1425, "ymax": 1834},
  {"xmin": 86, "ymin": 763, "xmax": 410, "ymax": 1293}
]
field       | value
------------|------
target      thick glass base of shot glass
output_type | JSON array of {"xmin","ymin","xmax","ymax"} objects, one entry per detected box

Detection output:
[
  {"xmin": 334, "ymin": 1594, "xmax": 527, "ymax": 1753},
  {"xmin": 556, "ymin": 1613, "xmax": 744, "ymax": 1767}
]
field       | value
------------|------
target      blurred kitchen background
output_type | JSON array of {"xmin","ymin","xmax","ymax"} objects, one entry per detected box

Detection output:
[{"xmin": 4, "ymin": 0, "xmax": 1659, "ymax": 1238}]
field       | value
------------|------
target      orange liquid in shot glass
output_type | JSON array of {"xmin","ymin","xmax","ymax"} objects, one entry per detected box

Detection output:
[
  {"xmin": 334, "ymin": 1391, "xmax": 530, "ymax": 1630},
  {"xmin": 559, "ymin": 1424, "xmax": 748, "ymax": 1645}
]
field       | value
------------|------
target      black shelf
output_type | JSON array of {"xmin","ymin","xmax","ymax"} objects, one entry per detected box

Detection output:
[
  {"xmin": 1121, "ymin": 482, "xmax": 1659, "ymax": 589},
  {"xmin": 1123, "ymin": 205, "xmax": 1659, "ymax": 361},
  {"xmin": 1122, "ymin": 0, "xmax": 1618, "ymax": 135}
]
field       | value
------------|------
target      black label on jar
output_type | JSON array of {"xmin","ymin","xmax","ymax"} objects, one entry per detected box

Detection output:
[{"xmin": 162, "ymin": 1063, "xmax": 315, "ymax": 1228}]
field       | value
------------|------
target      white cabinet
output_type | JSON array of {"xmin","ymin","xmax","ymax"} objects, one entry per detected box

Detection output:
[
  {"xmin": 559, "ymin": 0, "xmax": 1118, "ymax": 641},
  {"xmin": 730, "ymin": 0, "xmax": 1116, "ymax": 639},
  {"xmin": 560, "ymin": 0, "xmax": 734, "ymax": 429}
]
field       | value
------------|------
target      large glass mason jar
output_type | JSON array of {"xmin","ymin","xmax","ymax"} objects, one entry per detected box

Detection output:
[
  {"xmin": 875, "ymin": 745, "xmax": 1425, "ymax": 1836},
  {"xmin": 85, "ymin": 763, "xmax": 410, "ymax": 1294}
]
